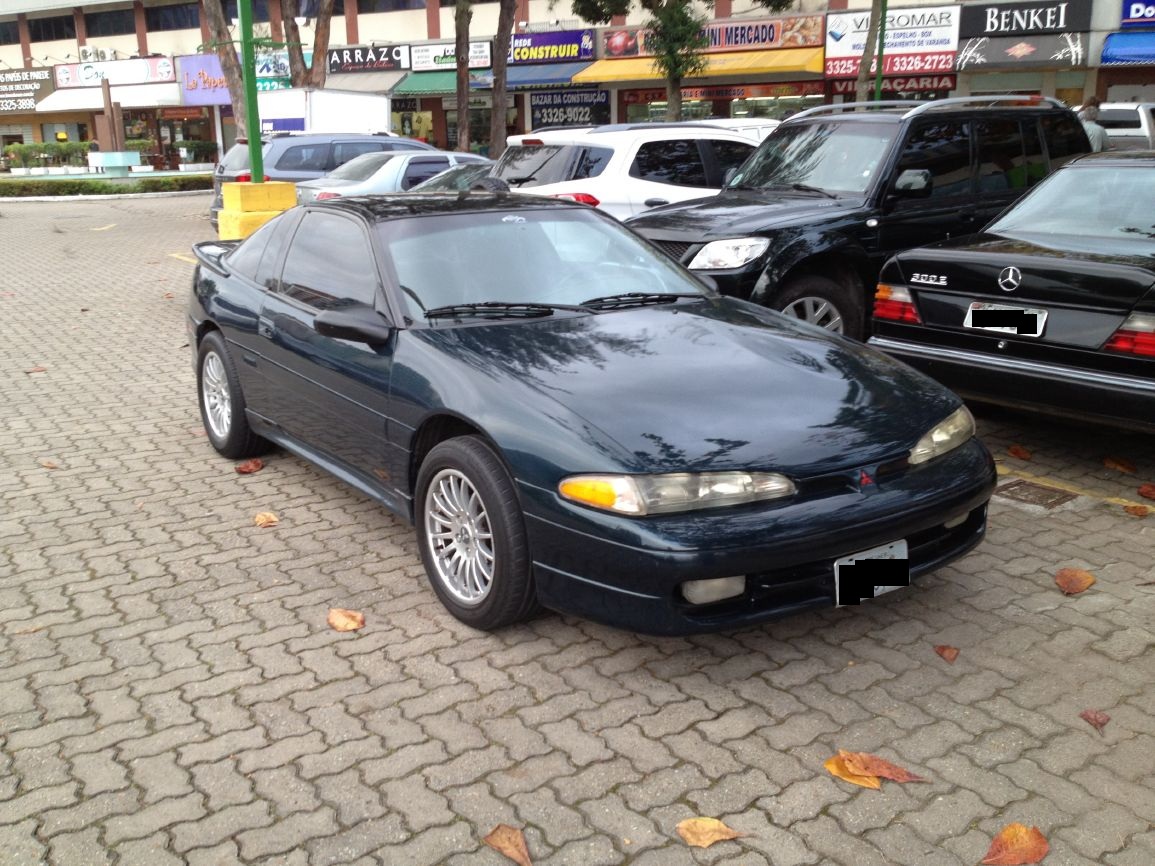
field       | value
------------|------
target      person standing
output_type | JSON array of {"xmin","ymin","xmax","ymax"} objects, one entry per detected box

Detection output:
[{"xmin": 1078, "ymin": 96, "xmax": 1109, "ymax": 152}]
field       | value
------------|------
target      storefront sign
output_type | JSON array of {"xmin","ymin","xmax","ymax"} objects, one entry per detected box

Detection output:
[
  {"xmin": 178, "ymin": 54, "xmax": 229, "ymax": 106},
  {"xmin": 623, "ymin": 81, "xmax": 824, "ymax": 103},
  {"xmin": 442, "ymin": 93, "xmax": 514, "ymax": 110},
  {"xmin": 959, "ymin": 1, "xmax": 1092, "ymax": 38},
  {"xmin": 956, "ymin": 33, "xmax": 1086, "ymax": 68},
  {"xmin": 825, "ymin": 5, "xmax": 959, "ymax": 78},
  {"xmin": 1122, "ymin": 1, "xmax": 1155, "ymax": 28},
  {"xmin": 529, "ymin": 89, "xmax": 610, "ymax": 127},
  {"xmin": 510, "ymin": 30, "xmax": 595, "ymax": 64},
  {"xmin": 831, "ymin": 75, "xmax": 957, "ymax": 94},
  {"xmin": 602, "ymin": 15, "xmax": 824, "ymax": 58},
  {"xmin": 327, "ymin": 44, "xmax": 411, "ymax": 73},
  {"xmin": 55, "ymin": 56, "xmax": 176, "ymax": 88},
  {"xmin": 0, "ymin": 68, "xmax": 55, "ymax": 113},
  {"xmin": 412, "ymin": 41, "xmax": 491, "ymax": 72}
]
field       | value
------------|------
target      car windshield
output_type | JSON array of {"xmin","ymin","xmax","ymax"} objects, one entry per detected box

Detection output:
[
  {"xmin": 412, "ymin": 163, "xmax": 491, "ymax": 191},
  {"xmin": 728, "ymin": 121, "xmax": 897, "ymax": 195},
  {"xmin": 380, "ymin": 208, "xmax": 710, "ymax": 322},
  {"xmin": 493, "ymin": 144, "xmax": 612, "ymax": 187},
  {"xmin": 989, "ymin": 164, "xmax": 1155, "ymax": 241},
  {"xmin": 328, "ymin": 151, "xmax": 396, "ymax": 180},
  {"xmin": 219, "ymin": 141, "xmax": 265, "ymax": 173}
]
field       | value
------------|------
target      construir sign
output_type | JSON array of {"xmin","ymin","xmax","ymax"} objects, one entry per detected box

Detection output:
[{"xmin": 509, "ymin": 30, "xmax": 595, "ymax": 64}]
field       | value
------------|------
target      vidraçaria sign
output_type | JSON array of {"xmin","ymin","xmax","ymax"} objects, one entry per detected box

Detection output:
[
  {"xmin": 0, "ymin": 68, "xmax": 55, "ymax": 113},
  {"xmin": 509, "ymin": 30, "xmax": 595, "ymax": 64},
  {"xmin": 411, "ymin": 41, "xmax": 492, "ymax": 72},
  {"xmin": 955, "ymin": 0, "xmax": 1092, "ymax": 69},
  {"xmin": 824, "ymin": 5, "xmax": 959, "ymax": 78},
  {"xmin": 601, "ymin": 15, "xmax": 824, "ymax": 59}
]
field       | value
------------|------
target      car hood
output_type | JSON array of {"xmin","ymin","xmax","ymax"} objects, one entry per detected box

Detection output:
[
  {"xmin": 416, "ymin": 298, "xmax": 958, "ymax": 477},
  {"xmin": 626, "ymin": 189, "xmax": 864, "ymax": 238}
]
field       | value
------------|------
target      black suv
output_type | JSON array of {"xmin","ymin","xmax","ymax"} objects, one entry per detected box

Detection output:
[
  {"xmin": 209, "ymin": 131, "xmax": 435, "ymax": 229},
  {"xmin": 626, "ymin": 97, "xmax": 1091, "ymax": 339}
]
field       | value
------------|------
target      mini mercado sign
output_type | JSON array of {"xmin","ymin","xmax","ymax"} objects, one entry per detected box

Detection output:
[
  {"xmin": 602, "ymin": 15, "xmax": 824, "ymax": 59},
  {"xmin": 623, "ymin": 81, "xmax": 824, "ymax": 103},
  {"xmin": 825, "ymin": 4, "xmax": 959, "ymax": 78},
  {"xmin": 0, "ymin": 68, "xmax": 55, "ymax": 113},
  {"xmin": 509, "ymin": 29, "xmax": 595, "ymax": 64}
]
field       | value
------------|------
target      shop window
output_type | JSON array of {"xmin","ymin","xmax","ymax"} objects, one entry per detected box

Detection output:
[
  {"xmin": 361, "ymin": 0, "xmax": 425, "ymax": 11},
  {"xmin": 28, "ymin": 15, "xmax": 76, "ymax": 43},
  {"xmin": 281, "ymin": 213, "xmax": 378, "ymax": 310},
  {"xmin": 894, "ymin": 121, "xmax": 972, "ymax": 200},
  {"xmin": 86, "ymin": 9, "xmax": 135, "ymax": 38},
  {"xmin": 221, "ymin": 1, "xmax": 270, "ymax": 23},
  {"xmin": 630, "ymin": 140, "xmax": 708, "ymax": 188},
  {"xmin": 145, "ymin": 3, "xmax": 200, "ymax": 32},
  {"xmin": 0, "ymin": 20, "xmax": 19, "ymax": 46}
]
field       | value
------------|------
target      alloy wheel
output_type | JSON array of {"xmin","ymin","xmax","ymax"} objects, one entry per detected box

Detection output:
[
  {"xmin": 201, "ymin": 351, "xmax": 232, "ymax": 440},
  {"xmin": 782, "ymin": 296, "xmax": 844, "ymax": 333},
  {"xmin": 425, "ymin": 468, "xmax": 495, "ymax": 606}
]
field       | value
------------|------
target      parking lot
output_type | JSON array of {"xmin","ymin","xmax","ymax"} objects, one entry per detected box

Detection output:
[{"xmin": 1, "ymin": 193, "xmax": 1152, "ymax": 865}]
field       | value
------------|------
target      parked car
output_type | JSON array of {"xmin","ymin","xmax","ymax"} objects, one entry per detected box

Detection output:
[
  {"xmin": 869, "ymin": 152, "xmax": 1155, "ymax": 433},
  {"xmin": 1093, "ymin": 102, "xmax": 1155, "ymax": 150},
  {"xmin": 494, "ymin": 124, "xmax": 758, "ymax": 219},
  {"xmin": 295, "ymin": 151, "xmax": 491, "ymax": 203},
  {"xmin": 627, "ymin": 96, "xmax": 1092, "ymax": 339},
  {"xmin": 210, "ymin": 131, "xmax": 435, "ymax": 227},
  {"xmin": 189, "ymin": 194, "xmax": 996, "ymax": 635},
  {"xmin": 411, "ymin": 161, "xmax": 508, "ymax": 192}
]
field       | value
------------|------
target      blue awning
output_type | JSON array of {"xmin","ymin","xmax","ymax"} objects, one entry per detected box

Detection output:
[
  {"xmin": 470, "ymin": 62, "xmax": 593, "ymax": 89},
  {"xmin": 1102, "ymin": 32, "xmax": 1155, "ymax": 66}
]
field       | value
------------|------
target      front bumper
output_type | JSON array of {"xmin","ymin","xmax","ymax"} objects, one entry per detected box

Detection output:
[
  {"xmin": 520, "ymin": 439, "xmax": 996, "ymax": 635},
  {"xmin": 869, "ymin": 335, "xmax": 1155, "ymax": 433}
]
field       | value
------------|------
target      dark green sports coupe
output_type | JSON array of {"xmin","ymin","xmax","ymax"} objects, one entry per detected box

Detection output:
[{"xmin": 189, "ymin": 194, "xmax": 995, "ymax": 635}]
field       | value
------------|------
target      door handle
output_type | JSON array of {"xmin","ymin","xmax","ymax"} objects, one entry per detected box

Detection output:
[
  {"xmin": 644, "ymin": 198, "xmax": 669, "ymax": 208},
  {"xmin": 258, "ymin": 317, "xmax": 275, "ymax": 339}
]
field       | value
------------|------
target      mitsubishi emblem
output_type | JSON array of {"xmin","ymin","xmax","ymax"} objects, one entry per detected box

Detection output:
[{"xmin": 998, "ymin": 266, "xmax": 1022, "ymax": 292}]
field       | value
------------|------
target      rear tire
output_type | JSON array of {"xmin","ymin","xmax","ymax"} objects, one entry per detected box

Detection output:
[
  {"xmin": 415, "ymin": 436, "xmax": 540, "ymax": 630},
  {"xmin": 197, "ymin": 331, "xmax": 269, "ymax": 459},
  {"xmin": 776, "ymin": 275, "xmax": 864, "ymax": 340}
]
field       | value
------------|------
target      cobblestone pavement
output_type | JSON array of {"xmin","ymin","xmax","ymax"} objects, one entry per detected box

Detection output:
[{"xmin": 1, "ymin": 195, "xmax": 1153, "ymax": 866}]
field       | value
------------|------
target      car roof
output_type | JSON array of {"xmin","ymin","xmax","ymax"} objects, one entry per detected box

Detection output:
[
  {"xmin": 1069, "ymin": 150, "xmax": 1155, "ymax": 166},
  {"xmin": 781, "ymin": 95, "xmax": 1077, "ymax": 127},
  {"xmin": 508, "ymin": 125, "xmax": 756, "ymax": 147},
  {"xmin": 312, "ymin": 192, "xmax": 584, "ymax": 221}
]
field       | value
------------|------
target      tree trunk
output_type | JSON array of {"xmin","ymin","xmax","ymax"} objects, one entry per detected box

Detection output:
[
  {"xmin": 282, "ymin": 0, "xmax": 334, "ymax": 88},
  {"xmin": 455, "ymin": 1, "xmax": 472, "ymax": 154},
  {"xmin": 488, "ymin": 0, "xmax": 517, "ymax": 160},
  {"xmin": 202, "ymin": 0, "xmax": 249, "ymax": 138},
  {"xmin": 665, "ymin": 77, "xmax": 682, "ymax": 121},
  {"xmin": 855, "ymin": 0, "xmax": 884, "ymax": 103}
]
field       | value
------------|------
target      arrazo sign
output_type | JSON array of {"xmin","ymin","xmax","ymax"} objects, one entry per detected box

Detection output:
[{"xmin": 959, "ymin": 1, "xmax": 1092, "ymax": 38}]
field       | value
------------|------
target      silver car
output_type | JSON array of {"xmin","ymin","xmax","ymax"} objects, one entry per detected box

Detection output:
[{"xmin": 296, "ymin": 150, "xmax": 492, "ymax": 203}]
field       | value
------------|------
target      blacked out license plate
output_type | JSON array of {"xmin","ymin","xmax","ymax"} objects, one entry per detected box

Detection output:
[{"xmin": 834, "ymin": 540, "xmax": 910, "ymax": 606}]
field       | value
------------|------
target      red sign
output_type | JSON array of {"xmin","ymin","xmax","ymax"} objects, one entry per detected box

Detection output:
[
  {"xmin": 624, "ymin": 81, "xmax": 824, "ymax": 103},
  {"xmin": 824, "ymin": 51, "xmax": 956, "ymax": 78},
  {"xmin": 604, "ymin": 15, "xmax": 824, "ymax": 58},
  {"xmin": 831, "ymin": 75, "xmax": 957, "ymax": 94}
]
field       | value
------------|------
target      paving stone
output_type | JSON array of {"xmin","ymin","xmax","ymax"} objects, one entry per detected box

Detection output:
[{"xmin": 236, "ymin": 806, "xmax": 339, "ymax": 860}]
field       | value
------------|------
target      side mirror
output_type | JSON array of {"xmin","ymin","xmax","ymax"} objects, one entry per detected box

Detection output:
[
  {"xmin": 892, "ymin": 168, "xmax": 933, "ymax": 198},
  {"xmin": 313, "ymin": 306, "xmax": 393, "ymax": 345},
  {"xmin": 723, "ymin": 167, "xmax": 738, "ymax": 186}
]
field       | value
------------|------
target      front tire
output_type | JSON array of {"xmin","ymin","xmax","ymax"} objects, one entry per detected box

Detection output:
[
  {"xmin": 776, "ymin": 275, "xmax": 864, "ymax": 340},
  {"xmin": 415, "ymin": 436, "xmax": 539, "ymax": 630},
  {"xmin": 197, "ymin": 330, "xmax": 268, "ymax": 459}
]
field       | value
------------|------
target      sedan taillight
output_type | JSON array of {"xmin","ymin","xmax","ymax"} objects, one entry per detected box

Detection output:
[
  {"xmin": 873, "ymin": 284, "xmax": 921, "ymax": 324},
  {"xmin": 232, "ymin": 173, "xmax": 270, "ymax": 183},
  {"xmin": 315, "ymin": 191, "xmax": 341, "ymax": 200},
  {"xmin": 552, "ymin": 193, "xmax": 600, "ymax": 207},
  {"xmin": 1104, "ymin": 313, "xmax": 1155, "ymax": 358}
]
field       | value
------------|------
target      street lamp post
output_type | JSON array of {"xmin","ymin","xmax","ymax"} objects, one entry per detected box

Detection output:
[
  {"xmin": 873, "ymin": 0, "xmax": 889, "ymax": 102},
  {"xmin": 237, "ymin": 0, "xmax": 264, "ymax": 184}
]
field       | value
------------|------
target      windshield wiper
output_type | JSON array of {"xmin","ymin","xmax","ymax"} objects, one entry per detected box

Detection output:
[
  {"xmin": 424, "ymin": 301, "xmax": 588, "ymax": 320},
  {"xmin": 788, "ymin": 183, "xmax": 837, "ymax": 199},
  {"xmin": 506, "ymin": 175, "xmax": 536, "ymax": 186},
  {"xmin": 579, "ymin": 292, "xmax": 702, "ymax": 311}
]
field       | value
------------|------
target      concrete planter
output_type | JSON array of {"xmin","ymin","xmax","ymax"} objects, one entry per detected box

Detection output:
[
  {"xmin": 130, "ymin": 164, "xmax": 155, "ymax": 173},
  {"xmin": 9, "ymin": 167, "xmax": 29, "ymax": 176},
  {"xmin": 46, "ymin": 166, "xmax": 67, "ymax": 175},
  {"xmin": 179, "ymin": 163, "xmax": 214, "ymax": 172},
  {"xmin": 100, "ymin": 151, "xmax": 142, "ymax": 178},
  {"xmin": 29, "ymin": 167, "xmax": 46, "ymax": 175},
  {"xmin": 67, "ymin": 166, "xmax": 88, "ymax": 175}
]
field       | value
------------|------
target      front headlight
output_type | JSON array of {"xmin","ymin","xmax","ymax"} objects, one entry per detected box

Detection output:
[
  {"xmin": 909, "ymin": 406, "xmax": 975, "ymax": 465},
  {"xmin": 558, "ymin": 471, "xmax": 796, "ymax": 516},
  {"xmin": 688, "ymin": 237, "xmax": 770, "ymax": 270}
]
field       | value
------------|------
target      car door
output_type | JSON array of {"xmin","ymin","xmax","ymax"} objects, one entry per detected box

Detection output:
[
  {"xmin": 876, "ymin": 118, "xmax": 977, "ymax": 268},
  {"xmin": 625, "ymin": 138, "xmax": 717, "ymax": 218},
  {"xmin": 257, "ymin": 210, "xmax": 399, "ymax": 497},
  {"xmin": 399, "ymin": 155, "xmax": 451, "ymax": 190}
]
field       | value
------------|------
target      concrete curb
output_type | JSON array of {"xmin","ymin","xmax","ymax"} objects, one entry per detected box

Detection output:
[{"xmin": 0, "ymin": 189, "xmax": 213, "ymax": 203}]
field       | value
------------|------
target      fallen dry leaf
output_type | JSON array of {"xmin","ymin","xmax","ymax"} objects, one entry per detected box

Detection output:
[
  {"xmin": 1054, "ymin": 567, "xmax": 1095, "ymax": 595},
  {"xmin": 234, "ymin": 459, "xmax": 264, "ymax": 475},
  {"xmin": 1079, "ymin": 709, "xmax": 1110, "ymax": 735},
  {"xmin": 1103, "ymin": 456, "xmax": 1137, "ymax": 474},
  {"xmin": 1139, "ymin": 483, "xmax": 1155, "ymax": 501},
  {"xmin": 1007, "ymin": 444, "xmax": 1032, "ymax": 461},
  {"xmin": 675, "ymin": 817, "xmax": 743, "ymax": 848},
  {"xmin": 162, "ymin": 292, "xmax": 175, "ymax": 299},
  {"xmin": 981, "ymin": 823, "xmax": 1049, "ymax": 865},
  {"xmin": 823, "ymin": 754, "xmax": 881, "ymax": 790},
  {"xmin": 482, "ymin": 824, "xmax": 532, "ymax": 866},
  {"xmin": 839, "ymin": 750, "xmax": 926, "ymax": 783},
  {"xmin": 934, "ymin": 644, "xmax": 960, "ymax": 664},
  {"xmin": 1124, "ymin": 504, "xmax": 1150, "ymax": 518},
  {"xmin": 38, "ymin": 459, "xmax": 59, "ymax": 470},
  {"xmin": 253, "ymin": 512, "xmax": 279, "ymax": 528},
  {"xmin": 326, "ymin": 608, "xmax": 365, "ymax": 632},
  {"xmin": 25, "ymin": 365, "xmax": 47, "ymax": 374}
]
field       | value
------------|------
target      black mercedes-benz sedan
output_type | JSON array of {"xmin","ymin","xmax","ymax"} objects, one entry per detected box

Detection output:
[
  {"xmin": 869, "ymin": 152, "xmax": 1155, "ymax": 433},
  {"xmin": 189, "ymin": 193, "xmax": 995, "ymax": 636}
]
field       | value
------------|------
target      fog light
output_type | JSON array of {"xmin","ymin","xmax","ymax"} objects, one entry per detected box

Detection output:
[
  {"xmin": 682, "ymin": 576, "xmax": 746, "ymax": 605},
  {"xmin": 944, "ymin": 512, "xmax": 968, "ymax": 529}
]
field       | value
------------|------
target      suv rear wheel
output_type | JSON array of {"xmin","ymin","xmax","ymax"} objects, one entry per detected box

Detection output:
[{"xmin": 776, "ymin": 275, "xmax": 863, "ymax": 339}]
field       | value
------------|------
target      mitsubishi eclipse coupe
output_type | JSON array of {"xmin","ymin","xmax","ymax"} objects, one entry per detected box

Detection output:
[{"xmin": 189, "ymin": 194, "xmax": 996, "ymax": 635}]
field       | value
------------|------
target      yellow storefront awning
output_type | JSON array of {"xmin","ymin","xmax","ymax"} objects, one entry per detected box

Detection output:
[{"xmin": 571, "ymin": 48, "xmax": 824, "ymax": 84}]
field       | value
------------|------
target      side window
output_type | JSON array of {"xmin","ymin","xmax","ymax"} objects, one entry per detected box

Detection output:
[
  {"xmin": 707, "ymin": 140, "xmax": 756, "ymax": 182},
  {"xmin": 1041, "ymin": 115, "xmax": 1090, "ymax": 170},
  {"xmin": 571, "ymin": 146, "xmax": 613, "ymax": 180},
  {"xmin": 975, "ymin": 118, "xmax": 1027, "ymax": 192},
  {"xmin": 225, "ymin": 217, "xmax": 280, "ymax": 282},
  {"xmin": 1021, "ymin": 120, "xmax": 1047, "ymax": 187},
  {"xmin": 401, "ymin": 156, "xmax": 450, "ymax": 190},
  {"xmin": 630, "ymin": 140, "xmax": 708, "ymax": 187},
  {"xmin": 274, "ymin": 144, "xmax": 329, "ymax": 172},
  {"xmin": 280, "ymin": 213, "xmax": 379, "ymax": 310},
  {"xmin": 894, "ymin": 121, "xmax": 972, "ymax": 200},
  {"xmin": 332, "ymin": 140, "xmax": 384, "ymax": 166}
]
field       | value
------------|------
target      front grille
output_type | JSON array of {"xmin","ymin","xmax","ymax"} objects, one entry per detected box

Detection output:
[{"xmin": 650, "ymin": 240, "xmax": 693, "ymax": 263}]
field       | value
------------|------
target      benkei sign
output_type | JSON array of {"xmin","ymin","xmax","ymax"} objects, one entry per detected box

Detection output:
[
  {"xmin": 825, "ymin": 5, "xmax": 959, "ymax": 78},
  {"xmin": 959, "ymin": 1, "xmax": 1092, "ymax": 37}
]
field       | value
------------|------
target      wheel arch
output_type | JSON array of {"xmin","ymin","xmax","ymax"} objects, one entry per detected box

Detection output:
[
  {"xmin": 753, "ymin": 232, "xmax": 872, "ymax": 310},
  {"xmin": 407, "ymin": 413, "xmax": 504, "ymax": 502}
]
